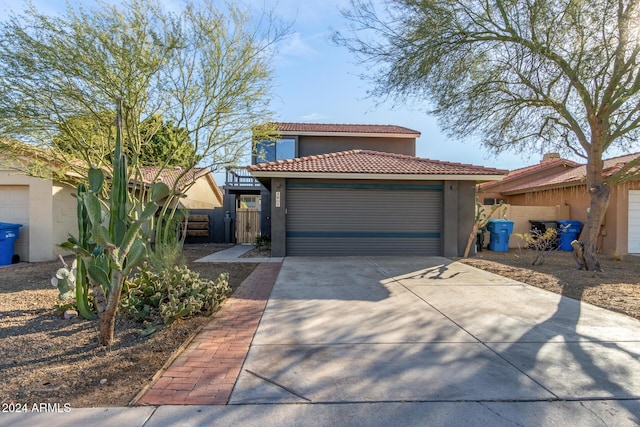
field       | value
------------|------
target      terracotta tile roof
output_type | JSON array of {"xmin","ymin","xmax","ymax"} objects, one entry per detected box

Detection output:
[
  {"xmin": 139, "ymin": 166, "xmax": 223, "ymax": 204},
  {"xmin": 138, "ymin": 166, "xmax": 207, "ymax": 190},
  {"xmin": 478, "ymin": 158, "xmax": 580, "ymax": 190},
  {"xmin": 498, "ymin": 152, "xmax": 640, "ymax": 194},
  {"xmin": 602, "ymin": 152, "xmax": 640, "ymax": 175},
  {"xmin": 248, "ymin": 150, "xmax": 506, "ymax": 177},
  {"xmin": 265, "ymin": 122, "xmax": 420, "ymax": 137},
  {"xmin": 501, "ymin": 167, "xmax": 585, "ymax": 193}
]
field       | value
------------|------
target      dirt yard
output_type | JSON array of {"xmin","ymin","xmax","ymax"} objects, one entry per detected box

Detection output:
[
  {"xmin": 457, "ymin": 249, "xmax": 640, "ymax": 320},
  {"xmin": 0, "ymin": 244, "xmax": 257, "ymax": 408},
  {"xmin": 0, "ymin": 245, "xmax": 638, "ymax": 408}
]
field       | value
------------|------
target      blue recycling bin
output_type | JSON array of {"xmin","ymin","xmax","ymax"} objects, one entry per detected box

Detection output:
[
  {"xmin": 557, "ymin": 220, "xmax": 582, "ymax": 251},
  {"xmin": 487, "ymin": 219, "xmax": 514, "ymax": 252},
  {"xmin": 0, "ymin": 222, "xmax": 23, "ymax": 266}
]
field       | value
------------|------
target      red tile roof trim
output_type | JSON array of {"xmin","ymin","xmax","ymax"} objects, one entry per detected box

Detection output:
[
  {"xmin": 265, "ymin": 122, "xmax": 421, "ymax": 136},
  {"xmin": 139, "ymin": 166, "xmax": 210, "ymax": 191},
  {"xmin": 493, "ymin": 152, "xmax": 640, "ymax": 194},
  {"xmin": 139, "ymin": 166, "xmax": 223, "ymax": 204},
  {"xmin": 478, "ymin": 158, "xmax": 580, "ymax": 190},
  {"xmin": 248, "ymin": 149, "xmax": 506, "ymax": 176}
]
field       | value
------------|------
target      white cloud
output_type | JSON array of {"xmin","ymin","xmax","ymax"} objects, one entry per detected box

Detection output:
[
  {"xmin": 278, "ymin": 31, "xmax": 318, "ymax": 60},
  {"xmin": 252, "ymin": 0, "xmax": 350, "ymax": 24},
  {"xmin": 299, "ymin": 112, "xmax": 328, "ymax": 121}
]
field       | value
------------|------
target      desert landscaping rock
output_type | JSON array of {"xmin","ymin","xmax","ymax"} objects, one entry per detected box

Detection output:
[
  {"xmin": 0, "ymin": 244, "xmax": 257, "ymax": 407},
  {"xmin": 64, "ymin": 309, "xmax": 79, "ymax": 319}
]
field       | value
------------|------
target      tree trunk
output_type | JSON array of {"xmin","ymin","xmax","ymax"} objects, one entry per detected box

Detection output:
[
  {"xmin": 571, "ymin": 240, "xmax": 586, "ymax": 270},
  {"xmin": 464, "ymin": 222, "xmax": 481, "ymax": 257},
  {"xmin": 581, "ymin": 135, "xmax": 610, "ymax": 272},
  {"xmin": 98, "ymin": 308, "xmax": 117, "ymax": 347},
  {"xmin": 582, "ymin": 182, "xmax": 609, "ymax": 272},
  {"xmin": 98, "ymin": 273, "xmax": 125, "ymax": 347}
]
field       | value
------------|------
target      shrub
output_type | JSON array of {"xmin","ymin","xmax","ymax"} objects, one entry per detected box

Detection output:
[
  {"xmin": 122, "ymin": 264, "xmax": 230, "ymax": 325},
  {"xmin": 611, "ymin": 251, "xmax": 623, "ymax": 261},
  {"xmin": 514, "ymin": 228, "xmax": 558, "ymax": 266},
  {"xmin": 149, "ymin": 241, "xmax": 186, "ymax": 274},
  {"xmin": 254, "ymin": 234, "xmax": 271, "ymax": 249}
]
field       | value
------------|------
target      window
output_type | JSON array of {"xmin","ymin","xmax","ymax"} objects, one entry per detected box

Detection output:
[
  {"xmin": 483, "ymin": 198, "xmax": 504, "ymax": 205},
  {"xmin": 255, "ymin": 137, "xmax": 296, "ymax": 162},
  {"xmin": 238, "ymin": 195, "xmax": 260, "ymax": 209}
]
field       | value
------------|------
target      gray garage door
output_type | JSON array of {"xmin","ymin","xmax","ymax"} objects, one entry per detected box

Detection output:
[{"xmin": 286, "ymin": 182, "xmax": 442, "ymax": 256}]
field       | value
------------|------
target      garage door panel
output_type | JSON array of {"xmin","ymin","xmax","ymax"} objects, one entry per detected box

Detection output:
[
  {"xmin": 287, "ymin": 189, "xmax": 441, "ymax": 231},
  {"xmin": 286, "ymin": 185, "xmax": 442, "ymax": 256},
  {"xmin": 0, "ymin": 186, "xmax": 29, "ymax": 222},
  {"xmin": 629, "ymin": 190, "xmax": 640, "ymax": 254}
]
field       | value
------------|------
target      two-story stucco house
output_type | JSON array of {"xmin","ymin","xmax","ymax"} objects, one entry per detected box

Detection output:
[{"xmin": 224, "ymin": 122, "xmax": 505, "ymax": 257}]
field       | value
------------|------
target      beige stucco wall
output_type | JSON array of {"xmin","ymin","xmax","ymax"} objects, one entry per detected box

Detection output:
[
  {"xmin": 508, "ymin": 186, "xmax": 590, "ymax": 222},
  {"xmin": 495, "ymin": 182, "xmax": 640, "ymax": 254},
  {"xmin": 52, "ymin": 183, "xmax": 79, "ymax": 257},
  {"xmin": 179, "ymin": 176, "xmax": 222, "ymax": 209},
  {"xmin": 0, "ymin": 149, "xmax": 79, "ymax": 262},
  {"xmin": 482, "ymin": 203, "xmax": 571, "ymax": 248}
]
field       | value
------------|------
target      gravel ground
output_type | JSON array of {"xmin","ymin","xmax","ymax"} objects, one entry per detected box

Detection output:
[{"xmin": 0, "ymin": 244, "xmax": 257, "ymax": 408}]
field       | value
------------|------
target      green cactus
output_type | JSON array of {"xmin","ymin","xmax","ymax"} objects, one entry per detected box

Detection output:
[
  {"xmin": 51, "ymin": 257, "xmax": 76, "ymax": 301},
  {"xmin": 62, "ymin": 99, "xmax": 169, "ymax": 346},
  {"xmin": 59, "ymin": 182, "xmax": 97, "ymax": 320}
]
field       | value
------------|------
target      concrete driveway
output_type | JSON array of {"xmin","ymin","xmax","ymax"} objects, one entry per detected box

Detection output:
[{"xmin": 230, "ymin": 256, "xmax": 640, "ymax": 421}]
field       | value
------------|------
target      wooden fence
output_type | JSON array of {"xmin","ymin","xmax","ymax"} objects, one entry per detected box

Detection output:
[{"xmin": 236, "ymin": 208, "xmax": 260, "ymax": 244}]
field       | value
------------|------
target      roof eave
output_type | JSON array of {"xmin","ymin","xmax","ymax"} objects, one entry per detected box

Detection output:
[
  {"xmin": 501, "ymin": 180, "xmax": 585, "ymax": 195},
  {"xmin": 278, "ymin": 131, "xmax": 420, "ymax": 139},
  {"xmin": 249, "ymin": 171, "xmax": 505, "ymax": 181},
  {"xmin": 479, "ymin": 161, "xmax": 579, "ymax": 190}
]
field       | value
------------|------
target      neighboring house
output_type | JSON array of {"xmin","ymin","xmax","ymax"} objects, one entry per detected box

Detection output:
[
  {"xmin": 478, "ymin": 153, "xmax": 580, "ymax": 205},
  {"xmin": 478, "ymin": 152, "xmax": 640, "ymax": 255},
  {"xmin": 139, "ymin": 166, "xmax": 223, "ymax": 243},
  {"xmin": 228, "ymin": 122, "xmax": 506, "ymax": 257},
  {"xmin": 0, "ymin": 147, "xmax": 78, "ymax": 263},
  {"xmin": 0, "ymin": 140, "xmax": 222, "ymax": 262},
  {"xmin": 139, "ymin": 166, "xmax": 223, "ymax": 209}
]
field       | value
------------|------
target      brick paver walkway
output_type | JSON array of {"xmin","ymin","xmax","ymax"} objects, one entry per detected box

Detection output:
[{"xmin": 136, "ymin": 262, "xmax": 282, "ymax": 405}]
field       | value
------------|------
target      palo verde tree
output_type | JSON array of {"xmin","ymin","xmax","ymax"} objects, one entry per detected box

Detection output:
[
  {"xmin": 0, "ymin": 0, "xmax": 287, "ymax": 189},
  {"xmin": 335, "ymin": 0, "xmax": 640, "ymax": 271},
  {"xmin": 53, "ymin": 113, "xmax": 197, "ymax": 167},
  {"xmin": 0, "ymin": 0, "xmax": 288, "ymax": 344}
]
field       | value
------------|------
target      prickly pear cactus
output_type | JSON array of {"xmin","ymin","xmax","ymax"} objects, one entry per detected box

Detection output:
[{"xmin": 51, "ymin": 258, "xmax": 77, "ymax": 301}]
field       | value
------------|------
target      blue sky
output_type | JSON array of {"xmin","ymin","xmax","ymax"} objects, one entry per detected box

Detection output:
[{"xmin": 0, "ymin": 0, "xmax": 532, "ymax": 171}]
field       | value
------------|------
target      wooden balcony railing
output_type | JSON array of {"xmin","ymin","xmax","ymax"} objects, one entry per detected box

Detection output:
[{"xmin": 225, "ymin": 168, "xmax": 261, "ymax": 188}]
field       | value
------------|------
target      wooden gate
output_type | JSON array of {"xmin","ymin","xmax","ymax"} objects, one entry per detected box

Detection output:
[{"xmin": 236, "ymin": 208, "xmax": 260, "ymax": 243}]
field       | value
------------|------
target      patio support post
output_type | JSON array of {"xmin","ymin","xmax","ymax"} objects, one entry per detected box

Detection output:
[{"xmin": 443, "ymin": 181, "xmax": 459, "ymax": 257}]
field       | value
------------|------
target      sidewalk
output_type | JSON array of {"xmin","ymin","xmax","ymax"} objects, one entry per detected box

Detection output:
[
  {"xmin": 195, "ymin": 245, "xmax": 283, "ymax": 263},
  {"xmin": 4, "ymin": 400, "xmax": 639, "ymax": 427}
]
